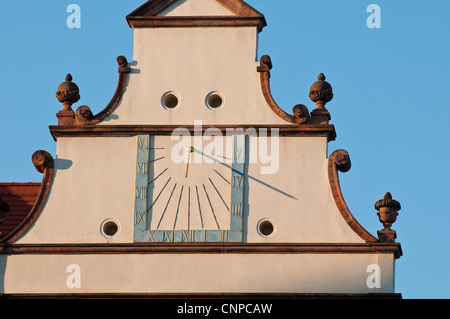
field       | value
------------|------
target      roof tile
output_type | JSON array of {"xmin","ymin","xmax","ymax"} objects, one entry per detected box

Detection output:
[{"xmin": 0, "ymin": 183, "xmax": 41, "ymax": 238}]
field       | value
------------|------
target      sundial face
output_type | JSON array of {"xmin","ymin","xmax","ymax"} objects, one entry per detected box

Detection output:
[{"xmin": 133, "ymin": 134, "xmax": 246, "ymax": 243}]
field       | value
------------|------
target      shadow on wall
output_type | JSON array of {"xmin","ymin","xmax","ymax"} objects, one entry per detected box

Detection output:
[{"xmin": 54, "ymin": 158, "xmax": 73, "ymax": 171}]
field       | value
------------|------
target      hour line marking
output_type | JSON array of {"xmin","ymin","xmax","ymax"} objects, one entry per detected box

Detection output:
[
  {"xmin": 148, "ymin": 177, "xmax": 172, "ymax": 212},
  {"xmin": 214, "ymin": 169, "xmax": 230, "ymax": 185},
  {"xmin": 188, "ymin": 187, "xmax": 191, "ymax": 230},
  {"xmin": 173, "ymin": 185, "xmax": 184, "ymax": 230},
  {"xmin": 195, "ymin": 185, "xmax": 205, "ymax": 228},
  {"xmin": 149, "ymin": 156, "xmax": 165, "ymax": 163},
  {"xmin": 195, "ymin": 185, "xmax": 204, "ymax": 229},
  {"xmin": 203, "ymin": 184, "xmax": 220, "ymax": 230},
  {"xmin": 209, "ymin": 178, "xmax": 229, "ymax": 211},
  {"xmin": 218, "ymin": 155, "xmax": 231, "ymax": 161},
  {"xmin": 148, "ymin": 168, "xmax": 168, "ymax": 186},
  {"xmin": 157, "ymin": 183, "xmax": 177, "ymax": 230}
]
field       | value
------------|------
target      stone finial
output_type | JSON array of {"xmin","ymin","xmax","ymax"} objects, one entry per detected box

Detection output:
[
  {"xmin": 56, "ymin": 73, "xmax": 80, "ymax": 112},
  {"xmin": 0, "ymin": 196, "xmax": 10, "ymax": 224},
  {"xmin": 309, "ymin": 73, "xmax": 333, "ymax": 110},
  {"xmin": 375, "ymin": 192, "xmax": 402, "ymax": 242}
]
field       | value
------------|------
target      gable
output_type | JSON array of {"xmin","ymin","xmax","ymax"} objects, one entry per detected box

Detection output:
[{"xmin": 127, "ymin": 0, "xmax": 267, "ymax": 32}]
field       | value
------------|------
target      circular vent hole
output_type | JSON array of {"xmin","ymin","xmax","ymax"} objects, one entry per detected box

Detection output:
[
  {"xmin": 163, "ymin": 92, "xmax": 180, "ymax": 109},
  {"xmin": 103, "ymin": 220, "xmax": 118, "ymax": 237},
  {"xmin": 258, "ymin": 220, "xmax": 275, "ymax": 237},
  {"xmin": 206, "ymin": 92, "xmax": 224, "ymax": 109}
]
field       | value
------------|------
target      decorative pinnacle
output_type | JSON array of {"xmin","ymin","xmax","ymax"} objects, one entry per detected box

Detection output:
[
  {"xmin": 56, "ymin": 73, "xmax": 80, "ymax": 112},
  {"xmin": 309, "ymin": 73, "xmax": 333, "ymax": 110},
  {"xmin": 375, "ymin": 192, "xmax": 402, "ymax": 242},
  {"xmin": 375, "ymin": 192, "xmax": 401, "ymax": 211}
]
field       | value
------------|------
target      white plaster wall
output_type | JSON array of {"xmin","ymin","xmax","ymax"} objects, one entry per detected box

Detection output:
[
  {"xmin": 16, "ymin": 136, "xmax": 365, "ymax": 244},
  {"xmin": 103, "ymin": 27, "xmax": 290, "ymax": 126},
  {"xmin": 0, "ymin": 253, "xmax": 395, "ymax": 294},
  {"xmin": 246, "ymin": 137, "xmax": 365, "ymax": 243},
  {"xmin": 16, "ymin": 137, "xmax": 137, "ymax": 244}
]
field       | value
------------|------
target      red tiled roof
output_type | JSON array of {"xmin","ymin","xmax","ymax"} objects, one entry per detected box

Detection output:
[{"xmin": 0, "ymin": 183, "xmax": 41, "ymax": 239}]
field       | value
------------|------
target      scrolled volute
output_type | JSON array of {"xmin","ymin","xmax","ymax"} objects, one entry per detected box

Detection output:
[
  {"xmin": 333, "ymin": 149, "xmax": 351, "ymax": 173},
  {"xmin": 32, "ymin": 150, "xmax": 54, "ymax": 174},
  {"xmin": 75, "ymin": 105, "xmax": 94, "ymax": 124}
]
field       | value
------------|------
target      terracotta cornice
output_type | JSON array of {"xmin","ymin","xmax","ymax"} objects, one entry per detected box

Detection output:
[
  {"xmin": 0, "ymin": 242, "xmax": 402, "ymax": 259},
  {"xmin": 49, "ymin": 124, "xmax": 336, "ymax": 141},
  {"xmin": 127, "ymin": 16, "xmax": 266, "ymax": 32},
  {"xmin": 0, "ymin": 151, "xmax": 54, "ymax": 244},
  {"xmin": 328, "ymin": 150, "xmax": 379, "ymax": 243}
]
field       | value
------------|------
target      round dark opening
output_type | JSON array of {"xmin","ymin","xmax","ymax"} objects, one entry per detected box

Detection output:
[
  {"xmin": 259, "ymin": 220, "xmax": 274, "ymax": 236},
  {"xmin": 103, "ymin": 221, "xmax": 118, "ymax": 237},
  {"xmin": 207, "ymin": 93, "xmax": 223, "ymax": 109},
  {"xmin": 164, "ymin": 93, "xmax": 179, "ymax": 109}
]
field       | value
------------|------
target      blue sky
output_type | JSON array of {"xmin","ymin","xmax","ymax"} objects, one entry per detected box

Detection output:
[{"xmin": 0, "ymin": 0, "xmax": 449, "ymax": 299}]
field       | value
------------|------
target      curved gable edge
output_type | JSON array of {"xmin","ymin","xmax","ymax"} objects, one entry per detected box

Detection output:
[
  {"xmin": 0, "ymin": 151, "xmax": 54, "ymax": 244},
  {"xmin": 328, "ymin": 149, "xmax": 378, "ymax": 243},
  {"xmin": 74, "ymin": 56, "xmax": 131, "ymax": 126}
]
